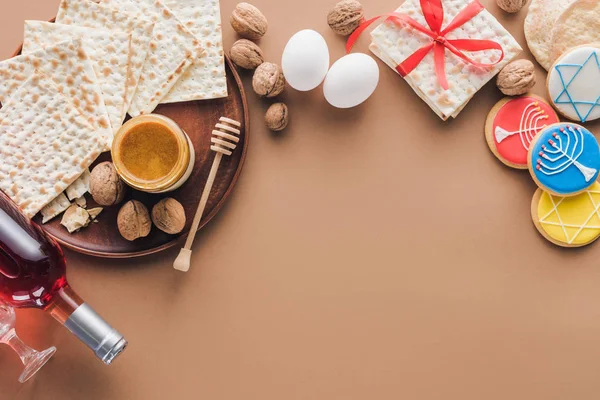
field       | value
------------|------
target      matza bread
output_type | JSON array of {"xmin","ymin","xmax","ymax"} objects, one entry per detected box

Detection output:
[
  {"xmin": 22, "ymin": 21, "xmax": 131, "ymax": 134},
  {"xmin": 101, "ymin": 0, "xmax": 200, "ymax": 115},
  {"xmin": 65, "ymin": 169, "xmax": 90, "ymax": 200},
  {"xmin": 370, "ymin": 0, "xmax": 522, "ymax": 120},
  {"xmin": 369, "ymin": 41, "xmax": 470, "ymax": 120},
  {"xmin": 549, "ymin": 0, "xmax": 600, "ymax": 64},
  {"xmin": 0, "ymin": 40, "xmax": 112, "ymax": 150},
  {"xmin": 56, "ymin": 0, "xmax": 155, "ymax": 117},
  {"xmin": 0, "ymin": 73, "xmax": 104, "ymax": 218},
  {"xmin": 41, "ymin": 193, "xmax": 71, "ymax": 223},
  {"xmin": 524, "ymin": 0, "xmax": 576, "ymax": 70},
  {"xmin": 162, "ymin": 0, "xmax": 228, "ymax": 102}
]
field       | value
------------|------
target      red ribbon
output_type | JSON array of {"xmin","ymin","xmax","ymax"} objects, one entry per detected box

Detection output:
[{"xmin": 347, "ymin": 0, "xmax": 505, "ymax": 90}]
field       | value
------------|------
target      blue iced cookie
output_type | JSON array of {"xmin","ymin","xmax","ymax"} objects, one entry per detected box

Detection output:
[{"xmin": 528, "ymin": 123, "xmax": 600, "ymax": 196}]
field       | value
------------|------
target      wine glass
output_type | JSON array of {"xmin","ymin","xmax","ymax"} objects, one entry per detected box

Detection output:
[{"xmin": 0, "ymin": 301, "xmax": 56, "ymax": 383}]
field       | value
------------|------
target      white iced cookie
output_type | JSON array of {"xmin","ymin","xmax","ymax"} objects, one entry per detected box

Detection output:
[{"xmin": 547, "ymin": 45, "xmax": 600, "ymax": 123}]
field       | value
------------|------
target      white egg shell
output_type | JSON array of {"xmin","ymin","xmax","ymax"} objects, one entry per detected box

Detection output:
[
  {"xmin": 324, "ymin": 53, "xmax": 379, "ymax": 109},
  {"xmin": 281, "ymin": 29, "xmax": 330, "ymax": 91}
]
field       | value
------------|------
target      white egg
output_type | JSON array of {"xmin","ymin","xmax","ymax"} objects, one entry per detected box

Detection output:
[
  {"xmin": 281, "ymin": 29, "xmax": 330, "ymax": 91},
  {"xmin": 324, "ymin": 53, "xmax": 380, "ymax": 109}
]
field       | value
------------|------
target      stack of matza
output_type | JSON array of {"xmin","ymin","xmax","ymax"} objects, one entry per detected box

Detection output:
[
  {"xmin": 56, "ymin": 0, "xmax": 229, "ymax": 115},
  {"xmin": 368, "ymin": 0, "xmax": 522, "ymax": 120},
  {"xmin": 0, "ymin": 0, "xmax": 229, "ymax": 222},
  {"xmin": 0, "ymin": 70, "xmax": 104, "ymax": 219}
]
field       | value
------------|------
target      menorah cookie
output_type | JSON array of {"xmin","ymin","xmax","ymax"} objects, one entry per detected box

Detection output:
[
  {"xmin": 547, "ymin": 45, "xmax": 600, "ymax": 123},
  {"xmin": 485, "ymin": 95, "xmax": 559, "ymax": 169},
  {"xmin": 528, "ymin": 123, "xmax": 600, "ymax": 196},
  {"xmin": 531, "ymin": 182, "xmax": 600, "ymax": 247}
]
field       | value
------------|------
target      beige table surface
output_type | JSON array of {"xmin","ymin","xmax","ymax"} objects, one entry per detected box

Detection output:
[{"xmin": 2, "ymin": 0, "xmax": 600, "ymax": 399}]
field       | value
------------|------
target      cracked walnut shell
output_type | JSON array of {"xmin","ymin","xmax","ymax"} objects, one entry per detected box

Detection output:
[
  {"xmin": 230, "ymin": 3, "xmax": 268, "ymax": 40},
  {"xmin": 496, "ymin": 0, "xmax": 528, "ymax": 13},
  {"xmin": 152, "ymin": 198, "xmax": 186, "ymax": 235},
  {"xmin": 252, "ymin": 62, "xmax": 285, "ymax": 98},
  {"xmin": 265, "ymin": 103, "xmax": 289, "ymax": 132},
  {"xmin": 230, "ymin": 39, "xmax": 264, "ymax": 70},
  {"xmin": 117, "ymin": 200, "xmax": 151, "ymax": 241},
  {"xmin": 496, "ymin": 59, "xmax": 536, "ymax": 96},
  {"xmin": 327, "ymin": 0, "xmax": 365, "ymax": 36},
  {"xmin": 90, "ymin": 162, "xmax": 126, "ymax": 206}
]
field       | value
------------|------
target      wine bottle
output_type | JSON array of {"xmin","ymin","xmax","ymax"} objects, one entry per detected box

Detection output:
[{"xmin": 0, "ymin": 190, "xmax": 127, "ymax": 364}]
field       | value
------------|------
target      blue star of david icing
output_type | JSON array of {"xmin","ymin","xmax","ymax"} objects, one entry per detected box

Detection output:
[
  {"xmin": 529, "ymin": 123, "xmax": 600, "ymax": 195},
  {"xmin": 549, "ymin": 47, "xmax": 600, "ymax": 123}
]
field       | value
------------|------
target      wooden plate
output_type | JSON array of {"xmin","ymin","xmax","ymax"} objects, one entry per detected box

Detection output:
[{"xmin": 10, "ymin": 41, "xmax": 249, "ymax": 258}]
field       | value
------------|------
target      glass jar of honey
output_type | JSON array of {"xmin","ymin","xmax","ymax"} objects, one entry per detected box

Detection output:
[{"xmin": 111, "ymin": 114, "xmax": 195, "ymax": 193}]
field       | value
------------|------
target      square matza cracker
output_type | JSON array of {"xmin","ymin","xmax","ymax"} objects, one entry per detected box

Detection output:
[
  {"xmin": 0, "ymin": 73, "xmax": 104, "ymax": 218},
  {"xmin": 101, "ymin": 0, "xmax": 200, "ymax": 115},
  {"xmin": 370, "ymin": 0, "xmax": 522, "ymax": 120},
  {"xmin": 56, "ymin": 0, "xmax": 155, "ymax": 118},
  {"xmin": 23, "ymin": 21, "xmax": 131, "ymax": 135},
  {"xmin": 162, "ymin": 0, "xmax": 228, "ymax": 102},
  {"xmin": 0, "ymin": 40, "xmax": 112, "ymax": 150}
]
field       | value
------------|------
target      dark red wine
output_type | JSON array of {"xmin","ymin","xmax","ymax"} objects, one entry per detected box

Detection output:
[
  {"xmin": 0, "ymin": 190, "xmax": 127, "ymax": 364},
  {"xmin": 0, "ymin": 192, "xmax": 67, "ymax": 308}
]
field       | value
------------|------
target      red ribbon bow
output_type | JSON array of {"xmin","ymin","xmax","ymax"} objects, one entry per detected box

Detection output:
[{"xmin": 347, "ymin": 0, "xmax": 505, "ymax": 90}]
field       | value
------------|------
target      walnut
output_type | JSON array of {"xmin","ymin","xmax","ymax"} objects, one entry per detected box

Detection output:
[
  {"xmin": 90, "ymin": 162, "xmax": 126, "ymax": 206},
  {"xmin": 265, "ymin": 103, "xmax": 289, "ymax": 132},
  {"xmin": 152, "ymin": 198, "xmax": 186, "ymax": 235},
  {"xmin": 252, "ymin": 62, "xmax": 285, "ymax": 98},
  {"xmin": 496, "ymin": 0, "xmax": 528, "ymax": 13},
  {"xmin": 230, "ymin": 3, "xmax": 268, "ymax": 40},
  {"xmin": 496, "ymin": 59, "xmax": 536, "ymax": 96},
  {"xmin": 327, "ymin": 0, "xmax": 364, "ymax": 35},
  {"xmin": 230, "ymin": 39, "xmax": 264, "ymax": 70},
  {"xmin": 117, "ymin": 200, "xmax": 151, "ymax": 241}
]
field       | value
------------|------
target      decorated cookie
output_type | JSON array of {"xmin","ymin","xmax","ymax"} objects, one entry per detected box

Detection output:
[
  {"xmin": 485, "ymin": 95, "xmax": 559, "ymax": 169},
  {"xmin": 531, "ymin": 182, "xmax": 600, "ymax": 247},
  {"xmin": 528, "ymin": 123, "xmax": 600, "ymax": 196},
  {"xmin": 547, "ymin": 45, "xmax": 600, "ymax": 123}
]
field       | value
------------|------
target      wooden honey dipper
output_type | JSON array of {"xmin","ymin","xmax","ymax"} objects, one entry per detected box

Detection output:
[{"xmin": 173, "ymin": 117, "xmax": 241, "ymax": 272}]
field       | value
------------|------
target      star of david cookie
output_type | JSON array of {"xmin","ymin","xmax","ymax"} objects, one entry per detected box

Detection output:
[
  {"xmin": 528, "ymin": 123, "xmax": 600, "ymax": 196},
  {"xmin": 547, "ymin": 45, "xmax": 600, "ymax": 123},
  {"xmin": 485, "ymin": 95, "xmax": 559, "ymax": 169},
  {"xmin": 531, "ymin": 182, "xmax": 600, "ymax": 247}
]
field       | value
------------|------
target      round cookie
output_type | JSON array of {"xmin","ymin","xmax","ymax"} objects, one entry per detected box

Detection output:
[
  {"xmin": 485, "ymin": 95, "xmax": 559, "ymax": 169},
  {"xmin": 524, "ymin": 0, "xmax": 577, "ymax": 70},
  {"xmin": 528, "ymin": 123, "xmax": 600, "ymax": 196},
  {"xmin": 550, "ymin": 0, "xmax": 600, "ymax": 64},
  {"xmin": 547, "ymin": 45, "xmax": 600, "ymax": 123},
  {"xmin": 531, "ymin": 182, "xmax": 600, "ymax": 247}
]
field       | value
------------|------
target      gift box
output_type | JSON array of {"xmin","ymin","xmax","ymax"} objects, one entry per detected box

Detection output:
[{"xmin": 365, "ymin": 0, "xmax": 522, "ymax": 120}]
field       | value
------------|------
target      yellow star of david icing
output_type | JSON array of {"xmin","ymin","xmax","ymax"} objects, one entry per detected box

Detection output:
[{"xmin": 535, "ymin": 181, "xmax": 600, "ymax": 246}]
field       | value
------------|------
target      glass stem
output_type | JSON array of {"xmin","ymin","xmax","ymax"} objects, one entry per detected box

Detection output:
[{"xmin": 4, "ymin": 329, "xmax": 37, "ymax": 365}]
